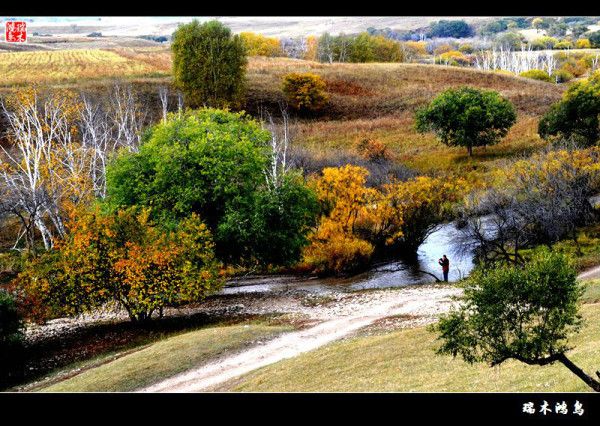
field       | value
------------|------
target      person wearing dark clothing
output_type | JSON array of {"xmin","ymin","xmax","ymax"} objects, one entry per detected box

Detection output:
[{"xmin": 438, "ymin": 255, "xmax": 450, "ymax": 282}]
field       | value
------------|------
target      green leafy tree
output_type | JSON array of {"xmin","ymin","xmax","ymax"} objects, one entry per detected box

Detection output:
[
  {"xmin": 434, "ymin": 250, "xmax": 600, "ymax": 391},
  {"xmin": 415, "ymin": 87, "xmax": 517, "ymax": 156},
  {"xmin": 106, "ymin": 109, "xmax": 317, "ymax": 266},
  {"xmin": 171, "ymin": 20, "xmax": 247, "ymax": 108},
  {"xmin": 539, "ymin": 72, "xmax": 600, "ymax": 146},
  {"xmin": 218, "ymin": 172, "xmax": 319, "ymax": 266},
  {"xmin": 589, "ymin": 31, "xmax": 600, "ymax": 48},
  {"xmin": 107, "ymin": 109, "xmax": 271, "ymax": 230},
  {"xmin": 428, "ymin": 20, "xmax": 474, "ymax": 38}
]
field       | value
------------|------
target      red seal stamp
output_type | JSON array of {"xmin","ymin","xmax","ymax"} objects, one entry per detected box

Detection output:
[{"xmin": 5, "ymin": 21, "xmax": 27, "ymax": 43}]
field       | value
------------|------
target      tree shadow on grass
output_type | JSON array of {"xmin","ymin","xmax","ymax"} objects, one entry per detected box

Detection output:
[{"xmin": 7, "ymin": 302, "xmax": 268, "ymax": 391}]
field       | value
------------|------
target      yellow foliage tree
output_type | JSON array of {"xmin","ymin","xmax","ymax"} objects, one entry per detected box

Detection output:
[
  {"xmin": 303, "ymin": 165, "xmax": 468, "ymax": 274},
  {"xmin": 304, "ymin": 35, "xmax": 319, "ymax": 61},
  {"xmin": 240, "ymin": 32, "xmax": 283, "ymax": 57},
  {"xmin": 576, "ymin": 38, "xmax": 592, "ymax": 49},
  {"xmin": 302, "ymin": 165, "xmax": 376, "ymax": 275}
]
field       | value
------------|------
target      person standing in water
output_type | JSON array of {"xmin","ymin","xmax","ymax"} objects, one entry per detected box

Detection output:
[{"xmin": 438, "ymin": 255, "xmax": 450, "ymax": 282}]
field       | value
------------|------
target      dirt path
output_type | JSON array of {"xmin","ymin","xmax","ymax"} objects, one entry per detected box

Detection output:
[
  {"xmin": 578, "ymin": 265, "xmax": 600, "ymax": 281},
  {"xmin": 139, "ymin": 285, "xmax": 460, "ymax": 392}
]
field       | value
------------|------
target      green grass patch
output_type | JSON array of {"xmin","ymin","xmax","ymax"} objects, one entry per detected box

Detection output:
[
  {"xmin": 216, "ymin": 302, "xmax": 600, "ymax": 392},
  {"xmin": 519, "ymin": 222, "xmax": 600, "ymax": 273},
  {"xmin": 582, "ymin": 279, "xmax": 600, "ymax": 304},
  {"xmin": 37, "ymin": 322, "xmax": 291, "ymax": 392}
]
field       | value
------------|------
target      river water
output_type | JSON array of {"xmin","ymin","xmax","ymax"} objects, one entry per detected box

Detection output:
[{"xmin": 222, "ymin": 221, "xmax": 474, "ymax": 295}]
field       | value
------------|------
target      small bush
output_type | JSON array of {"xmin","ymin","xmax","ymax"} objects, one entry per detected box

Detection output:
[
  {"xmin": 554, "ymin": 40, "xmax": 573, "ymax": 50},
  {"xmin": 580, "ymin": 54, "xmax": 599, "ymax": 69},
  {"xmin": 561, "ymin": 60, "xmax": 587, "ymax": 78},
  {"xmin": 282, "ymin": 73, "xmax": 329, "ymax": 113},
  {"xmin": 435, "ymin": 50, "xmax": 471, "ymax": 66},
  {"xmin": 0, "ymin": 252, "xmax": 25, "ymax": 286},
  {"xmin": 551, "ymin": 69, "xmax": 574, "ymax": 83},
  {"xmin": 302, "ymin": 234, "xmax": 374, "ymax": 276},
  {"xmin": 355, "ymin": 139, "xmax": 392, "ymax": 162},
  {"xmin": 458, "ymin": 43, "xmax": 474, "ymax": 54},
  {"xmin": 519, "ymin": 69, "xmax": 552, "ymax": 82}
]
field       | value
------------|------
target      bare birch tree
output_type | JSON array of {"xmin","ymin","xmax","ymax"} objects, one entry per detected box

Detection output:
[
  {"xmin": 261, "ymin": 105, "xmax": 294, "ymax": 189},
  {"xmin": 158, "ymin": 86, "xmax": 169, "ymax": 123},
  {"xmin": 0, "ymin": 89, "xmax": 82, "ymax": 249},
  {"xmin": 110, "ymin": 84, "xmax": 147, "ymax": 152}
]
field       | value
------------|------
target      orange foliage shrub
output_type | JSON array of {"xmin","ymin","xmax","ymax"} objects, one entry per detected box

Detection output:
[
  {"xmin": 17, "ymin": 207, "xmax": 222, "ymax": 322},
  {"xmin": 355, "ymin": 138, "xmax": 393, "ymax": 162}
]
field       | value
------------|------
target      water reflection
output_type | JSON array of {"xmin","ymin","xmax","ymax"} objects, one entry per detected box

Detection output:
[
  {"xmin": 341, "ymin": 221, "xmax": 474, "ymax": 291},
  {"xmin": 222, "ymin": 221, "xmax": 474, "ymax": 295}
]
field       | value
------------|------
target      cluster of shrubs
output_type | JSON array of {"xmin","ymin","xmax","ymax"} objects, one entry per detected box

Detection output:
[
  {"xmin": 519, "ymin": 68, "xmax": 575, "ymax": 84},
  {"xmin": 519, "ymin": 69, "xmax": 553, "ymax": 82},
  {"xmin": 435, "ymin": 50, "xmax": 473, "ymax": 67},
  {"xmin": 517, "ymin": 51, "xmax": 599, "ymax": 83},
  {"xmin": 139, "ymin": 35, "xmax": 169, "ymax": 43}
]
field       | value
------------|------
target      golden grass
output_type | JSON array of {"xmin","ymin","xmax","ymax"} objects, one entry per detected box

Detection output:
[
  {"xmin": 0, "ymin": 50, "xmax": 561, "ymax": 114},
  {"xmin": 216, "ymin": 297, "xmax": 600, "ymax": 392},
  {"xmin": 0, "ymin": 49, "xmax": 168, "ymax": 87},
  {"xmin": 111, "ymin": 47, "xmax": 172, "ymax": 73},
  {"xmin": 247, "ymin": 58, "xmax": 565, "ymax": 118},
  {"xmin": 294, "ymin": 113, "xmax": 546, "ymax": 180},
  {"xmin": 245, "ymin": 58, "xmax": 564, "ymax": 178}
]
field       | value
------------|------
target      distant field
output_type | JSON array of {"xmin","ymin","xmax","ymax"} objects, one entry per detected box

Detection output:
[
  {"xmin": 247, "ymin": 57, "xmax": 565, "ymax": 120},
  {"xmin": 24, "ymin": 17, "xmax": 494, "ymax": 38},
  {"xmin": 0, "ymin": 48, "xmax": 169, "ymax": 86}
]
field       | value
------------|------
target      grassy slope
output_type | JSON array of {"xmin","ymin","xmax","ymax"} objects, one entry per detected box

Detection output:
[
  {"xmin": 0, "ymin": 51, "xmax": 564, "ymax": 178},
  {"xmin": 36, "ymin": 322, "xmax": 291, "ymax": 392},
  {"xmin": 216, "ymin": 281, "xmax": 600, "ymax": 392},
  {"xmin": 247, "ymin": 58, "xmax": 564, "ymax": 179}
]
